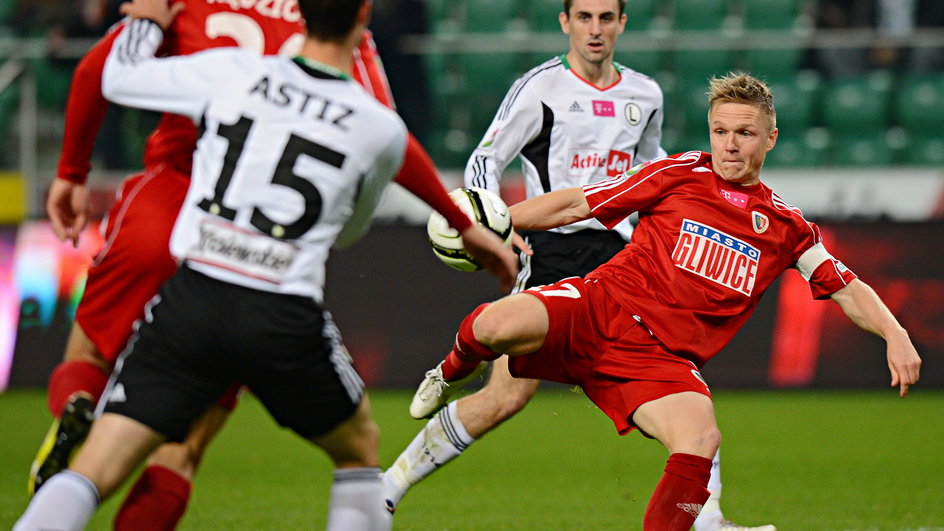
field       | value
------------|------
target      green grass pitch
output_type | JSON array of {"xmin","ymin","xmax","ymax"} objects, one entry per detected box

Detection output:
[{"xmin": 2, "ymin": 388, "xmax": 942, "ymax": 530}]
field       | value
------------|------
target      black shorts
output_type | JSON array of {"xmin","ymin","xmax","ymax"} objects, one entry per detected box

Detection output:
[
  {"xmin": 102, "ymin": 266, "xmax": 363, "ymax": 442},
  {"xmin": 513, "ymin": 229, "xmax": 627, "ymax": 293}
]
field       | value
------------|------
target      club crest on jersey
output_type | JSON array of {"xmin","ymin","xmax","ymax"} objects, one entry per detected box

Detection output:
[
  {"xmin": 752, "ymin": 211, "xmax": 769, "ymax": 233},
  {"xmin": 592, "ymin": 100, "xmax": 615, "ymax": 117},
  {"xmin": 671, "ymin": 219, "xmax": 760, "ymax": 296},
  {"xmin": 480, "ymin": 127, "xmax": 500, "ymax": 148},
  {"xmin": 624, "ymin": 102, "xmax": 642, "ymax": 125}
]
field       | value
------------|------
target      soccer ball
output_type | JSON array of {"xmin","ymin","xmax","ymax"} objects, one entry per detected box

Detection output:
[{"xmin": 427, "ymin": 187, "xmax": 513, "ymax": 272}]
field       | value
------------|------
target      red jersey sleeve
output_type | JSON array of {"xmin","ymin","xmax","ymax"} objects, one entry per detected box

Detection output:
[
  {"xmin": 55, "ymin": 26, "xmax": 124, "ymax": 184},
  {"xmin": 793, "ymin": 222, "xmax": 858, "ymax": 299},
  {"xmin": 352, "ymin": 30, "xmax": 395, "ymax": 109},
  {"xmin": 394, "ymin": 133, "xmax": 473, "ymax": 232},
  {"xmin": 583, "ymin": 151, "xmax": 703, "ymax": 229}
]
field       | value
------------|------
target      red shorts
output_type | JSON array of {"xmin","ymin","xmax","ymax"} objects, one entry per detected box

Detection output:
[
  {"xmin": 508, "ymin": 277, "xmax": 712, "ymax": 435},
  {"xmin": 75, "ymin": 165, "xmax": 188, "ymax": 362}
]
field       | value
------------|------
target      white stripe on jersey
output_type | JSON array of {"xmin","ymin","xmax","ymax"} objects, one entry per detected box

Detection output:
[{"xmin": 585, "ymin": 154, "xmax": 700, "ymax": 213}]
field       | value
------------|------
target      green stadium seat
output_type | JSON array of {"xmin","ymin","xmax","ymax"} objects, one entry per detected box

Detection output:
[
  {"xmin": 464, "ymin": 0, "xmax": 523, "ymax": 32},
  {"xmin": 768, "ymin": 74, "xmax": 820, "ymax": 132},
  {"xmin": 524, "ymin": 0, "xmax": 563, "ymax": 32},
  {"xmin": 831, "ymin": 131, "xmax": 894, "ymax": 167},
  {"xmin": 820, "ymin": 72, "xmax": 892, "ymax": 133},
  {"xmin": 741, "ymin": 0, "xmax": 801, "ymax": 30},
  {"xmin": 459, "ymin": 52, "xmax": 522, "ymax": 93},
  {"xmin": 426, "ymin": 126, "xmax": 476, "ymax": 169},
  {"xmin": 673, "ymin": 48, "xmax": 735, "ymax": 87},
  {"xmin": 680, "ymin": 84, "xmax": 710, "ymax": 132},
  {"xmin": 672, "ymin": 0, "xmax": 728, "ymax": 30},
  {"xmin": 764, "ymin": 127, "xmax": 831, "ymax": 168},
  {"xmin": 26, "ymin": 59, "xmax": 73, "ymax": 110},
  {"xmin": 618, "ymin": 50, "xmax": 665, "ymax": 78},
  {"xmin": 426, "ymin": 1, "xmax": 461, "ymax": 33},
  {"xmin": 899, "ymin": 133, "xmax": 944, "ymax": 166},
  {"xmin": 895, "ymin": 75, "xmax": 944, "ymax": 135},
  {"xmin": 625, "ymin": 0, "xmax": 659, "ymax": 31},
  {"xmin": 744, "ymin": 48, "xmax": 804, "ymax": 83}
]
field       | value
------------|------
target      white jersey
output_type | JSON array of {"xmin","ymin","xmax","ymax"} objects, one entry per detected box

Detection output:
[
  {"xmin": 103, "ymin": 19, "xmax": 406, "ymax": 302},
  {"xmin": 464, "ymin": 55, "xmax": 665, "ymax": 239}
]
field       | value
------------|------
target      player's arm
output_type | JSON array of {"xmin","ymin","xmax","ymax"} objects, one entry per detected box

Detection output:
[
  {"xmin": 634, "ymin": 97, "xmax": 668, "ymax": 164},
  {"xmin": 103, "ymin": 5, "xmax": 220, "ymax": 120},
  {"xmin": 509, "ymin": 187, "xmax": 591, "ymax": 231},
  {"xmin": 830, "ymin": 278, "xmax": 921, "ymax": 397},
  {"xmin": 47, "ymin": 26, "xmax": 127, "ymax": 246},
  {"xmin": 463, "ymin": 81, "xmax": 543, "ymax": 193},
  {"xmin": 395, "ymin": 133, "xmax": 518, "ymax": 294}
]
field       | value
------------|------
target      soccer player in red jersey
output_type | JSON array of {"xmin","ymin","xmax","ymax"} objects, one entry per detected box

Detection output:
[
  {"xmin": 408, "ymin": 73, "xmax": 922, "ymax": 530},
  {"xmin": 34, "ymin": 0, "xmax": 516, "ymax": 528}
]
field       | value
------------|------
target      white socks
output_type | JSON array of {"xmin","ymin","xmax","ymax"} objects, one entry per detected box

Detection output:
[
  {"xmin": 693, "ymin": 448, "xmax": 724, "ymax": 531},
  {"xmin": 327, "ymin": 467, "xmax": 389, "ymax": 531},
  {"xmin": 381, "ymin": 401, "xmax": 475, "ymax": 508},
  {"xmin": 14, "ymin": 470, "xmax": 99, "ymax": 531}
]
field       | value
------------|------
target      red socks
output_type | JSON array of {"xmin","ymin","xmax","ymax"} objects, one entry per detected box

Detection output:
[
  {"xmin": 114, "ymin": 465, "xmax": 192, "ymax": 531},
  {"xmin": 441, "ymin": 304, "xmax": 502, "ymax": 380},
  {"xmin": 46, "ymin": 360, "xmax": 110, "ymax": 417},
  {"xmin": 643, "ymin": 453, "xmax": 713, "ymax": 531}
]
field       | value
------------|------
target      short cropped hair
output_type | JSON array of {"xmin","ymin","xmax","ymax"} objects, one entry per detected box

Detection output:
[
  {"xmin": 563, "ymin": 0, "xmax": 627, "ymax": 17},
  {"xmin": 708, "ymin": 73, "xmax": 777, "ymax": 132},
  {"xmin": 298, "ymin": 0, "xmax": 366, "ymax": 42}
]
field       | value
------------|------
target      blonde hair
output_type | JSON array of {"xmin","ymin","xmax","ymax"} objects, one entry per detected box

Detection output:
[{"xmin": 708, "ymin": 73, "xmax": 777, "ymax": 132}]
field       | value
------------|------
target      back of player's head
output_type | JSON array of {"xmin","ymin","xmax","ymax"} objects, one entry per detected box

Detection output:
[
  {"xmin": 297, "ymin": 0, "xmax": 367, "ymax": 42},
  {"xmin": 563, "ymin": 0, "xmax": 627, "ymax": 17},
  {"xmin": 708, "ymin": 73, "xmax": 777, "ymax": 132}
]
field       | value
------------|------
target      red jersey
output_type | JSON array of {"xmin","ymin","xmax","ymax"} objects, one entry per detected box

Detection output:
[
  {"xmin": 583, "ymin": 151, "xmax": 857, "ymax": 366},
  {"xmin": 58, "ymin": 1, "xmax": 393, "ymax": 180}
]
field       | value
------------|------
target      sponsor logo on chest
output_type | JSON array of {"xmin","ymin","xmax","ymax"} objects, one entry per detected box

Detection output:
[
  {"xmin": 671, "ymin": 219, "xmax": 760, "ymax": 296},
  {"xmin": 569, "ymin": 149, "xmax": 633, "ymax": 177}
]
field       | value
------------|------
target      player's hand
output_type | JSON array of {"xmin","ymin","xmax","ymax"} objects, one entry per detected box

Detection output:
[
  {"xmin": 46, "ymin": 178, "xmax": 91, "ymax": 248},
  {"xmin": 886, "ymin": 331, "xmax": 921, "ymax": 397},
  {"xmin": 120, "ymin": 0, "xmax": 185, "ymax": 30},
  {"xmin": 511, "ymin": 231, "xmax": 532, "ymax": 256},
  {"xmin": 460, "ymin": 224, "xmax": 519, "ymax": 294}
]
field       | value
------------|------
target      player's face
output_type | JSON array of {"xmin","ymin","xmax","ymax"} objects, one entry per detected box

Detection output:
[
  {"xmin": 561, "ymin": 0, "xmax": 626, "ymax": 67},
  {"xmin": 708, "ymin": 102, "xmax": 778, "ymax": 186}
]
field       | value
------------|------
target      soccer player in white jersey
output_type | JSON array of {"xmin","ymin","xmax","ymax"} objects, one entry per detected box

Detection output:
[
  {"xmin": 382, "ymin": 1, "xmax": 774, "ymax": 529},
  {"xmin": 15, "ymin": 0, "xmax": 416, "ymax": 529}
]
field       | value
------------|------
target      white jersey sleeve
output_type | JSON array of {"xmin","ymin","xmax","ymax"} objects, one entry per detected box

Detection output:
[
  {"xmin": 463, "ymin": 79, "xmax": 544, "ymax": 195},
  {"xmin": 102, "ymin": 18, "xmax": 231, "ymax": 120},
  {"xmin": 635, "ymin": 101, "xmax": 667, "ymax": 164}
]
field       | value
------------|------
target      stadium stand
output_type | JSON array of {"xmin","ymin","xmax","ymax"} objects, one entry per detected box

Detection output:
[
  {"xmin": 740, "ymin": 0, "xmax": 803, "ymax": 31},
  {"xmin": 672, "ymin": 0, "xmax": 729, "ymax": 31}
]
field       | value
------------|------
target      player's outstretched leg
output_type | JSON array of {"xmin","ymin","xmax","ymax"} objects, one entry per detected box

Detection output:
[
  {"xmin": 386, "ymin": 357, "xmax": 538, "ymax": 510},
  {"xmin": 408, "ymin": 361, "xmax": 486, "ymax": 419},
  {"xmin": 409, "ymin": 304, "xmax": 500, "ymax": 419}
]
